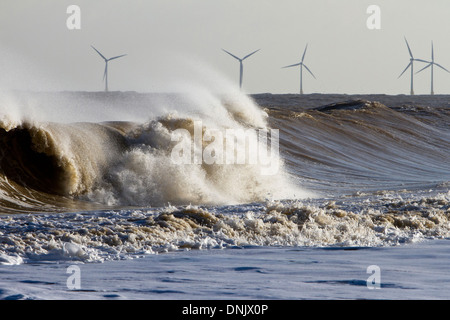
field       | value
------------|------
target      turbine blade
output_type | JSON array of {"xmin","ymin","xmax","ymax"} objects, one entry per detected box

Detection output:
[
  {"xmin": 91, "ymin": 45, "xmax": 107, "ymax": 60},
  {"xmin": 404, "ymin": 37, "xmax": 413, "ymax": 59},
  {"xmin": 108, "ymin": 54, "xmax": 127, "ymax": 61},
  {"xmin": 432, "ymin": 41, "xmax": 434, "ymax": 62},
  {"xmin": 222, "ymin": 49, "xmax": 240, "ymax": 61},
  {"xmin": 301, "ymin": 44, "xmax": 308, "ymax": 63},
  {"xmin": 103, "ymin": 63, "xmax": 107, "ymax": 81},
  {"xmin": 242, "ymin": 49, "xmax": 260, "ymax": 60},
  {"xmin": 303, "ymin": 64, "xmax": 316, "ymax": 79},
  {"xmin": 415, "ymin": 63, "xmax": 432, "ymax": 74},
  {"xmin": 435, "ymin": 63, "xmax": 450, "ymax": 73},
  {"xmin": 282, "ymin": 62, "xmax": 301, "ymax": 69},
  {"xmin": 414, "ymin": 59, "xmax": 429, "ymax": 63},
  {"xmin": 398, "ymin": 62, "xmax": 411, "ymax": 78}
]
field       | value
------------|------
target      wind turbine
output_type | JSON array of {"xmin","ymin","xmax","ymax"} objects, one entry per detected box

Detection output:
[
  {"xmin": 222, "ymin": 48, "xmax": 260, "ymax": 89},
  {"xmin": 398, "ymin": 37, "xmax": 428, "ymax": 95},
  {"xmin": 91, "ymin": 45, "xmax": 127, "ymax": 92},
  {"xmin": 415, "ymin": 41, "xmax": 450, "ymax": 95},
  {"xmin": 282, "ymin": 44, "xmax": 316, "ymax": 94}
]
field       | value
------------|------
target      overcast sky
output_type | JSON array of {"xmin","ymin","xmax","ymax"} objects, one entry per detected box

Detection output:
[{"xmin": 1, "ymin": 0, "xmax": 450, "ymax": 94}]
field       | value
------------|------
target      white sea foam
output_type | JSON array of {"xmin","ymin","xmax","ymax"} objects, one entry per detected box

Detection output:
[
  {"xmin": 0, "ymin": 253, "xmax": 23, "ymax": 265},
  {"xmin": 0, "ymin": 190, "xmax": 448, "ymax": 265}
]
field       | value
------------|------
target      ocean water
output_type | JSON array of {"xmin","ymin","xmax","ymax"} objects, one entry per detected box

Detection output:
[{"xmin": 0, "ymin": 91, "xmax": 449, "ymax": 300}]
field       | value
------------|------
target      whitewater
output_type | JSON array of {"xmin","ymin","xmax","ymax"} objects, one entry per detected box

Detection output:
[{"xmin": 0, "ymin": 90, "xmax": 449, "ymax": 300}]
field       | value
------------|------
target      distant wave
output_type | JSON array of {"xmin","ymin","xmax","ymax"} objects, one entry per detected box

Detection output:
[{"xmin": 266, "ymin": 98, "xmax": 450, "ymax": 194}]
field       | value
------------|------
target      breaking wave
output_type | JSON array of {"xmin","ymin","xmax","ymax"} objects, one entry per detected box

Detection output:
[{"xmin": 0, "ymin": 91, "xmax": 306, "ymax": 213}]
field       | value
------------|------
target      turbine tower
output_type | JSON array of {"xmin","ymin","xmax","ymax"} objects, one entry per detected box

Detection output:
[
  {"xmin": 398, "ymin": 38, "xmax": 427, "ymax": 95},
  {"xmin": 282, "ymin": 44, "xmax": 316, "ymax": 94},
  {"xmin": 415, "ymin": 41, "xmax": 450, "ymax": 95},
  {"xmin": 222, "ymin": 49, "xmax": 260, "ymax": 89},
  {"xmin": 91, "ymin": 45, "xmax": 127, "ymax": 92}
]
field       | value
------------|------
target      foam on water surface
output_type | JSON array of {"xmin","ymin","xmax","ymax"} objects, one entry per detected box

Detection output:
[{"xmin": 0, "ymin": 189, "xmax": 448, "ymax": 264}]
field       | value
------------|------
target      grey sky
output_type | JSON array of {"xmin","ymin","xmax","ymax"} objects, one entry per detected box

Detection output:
[{"xmin": 1, "ymin": 0, "xmax": 450, "ymax": 94}]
